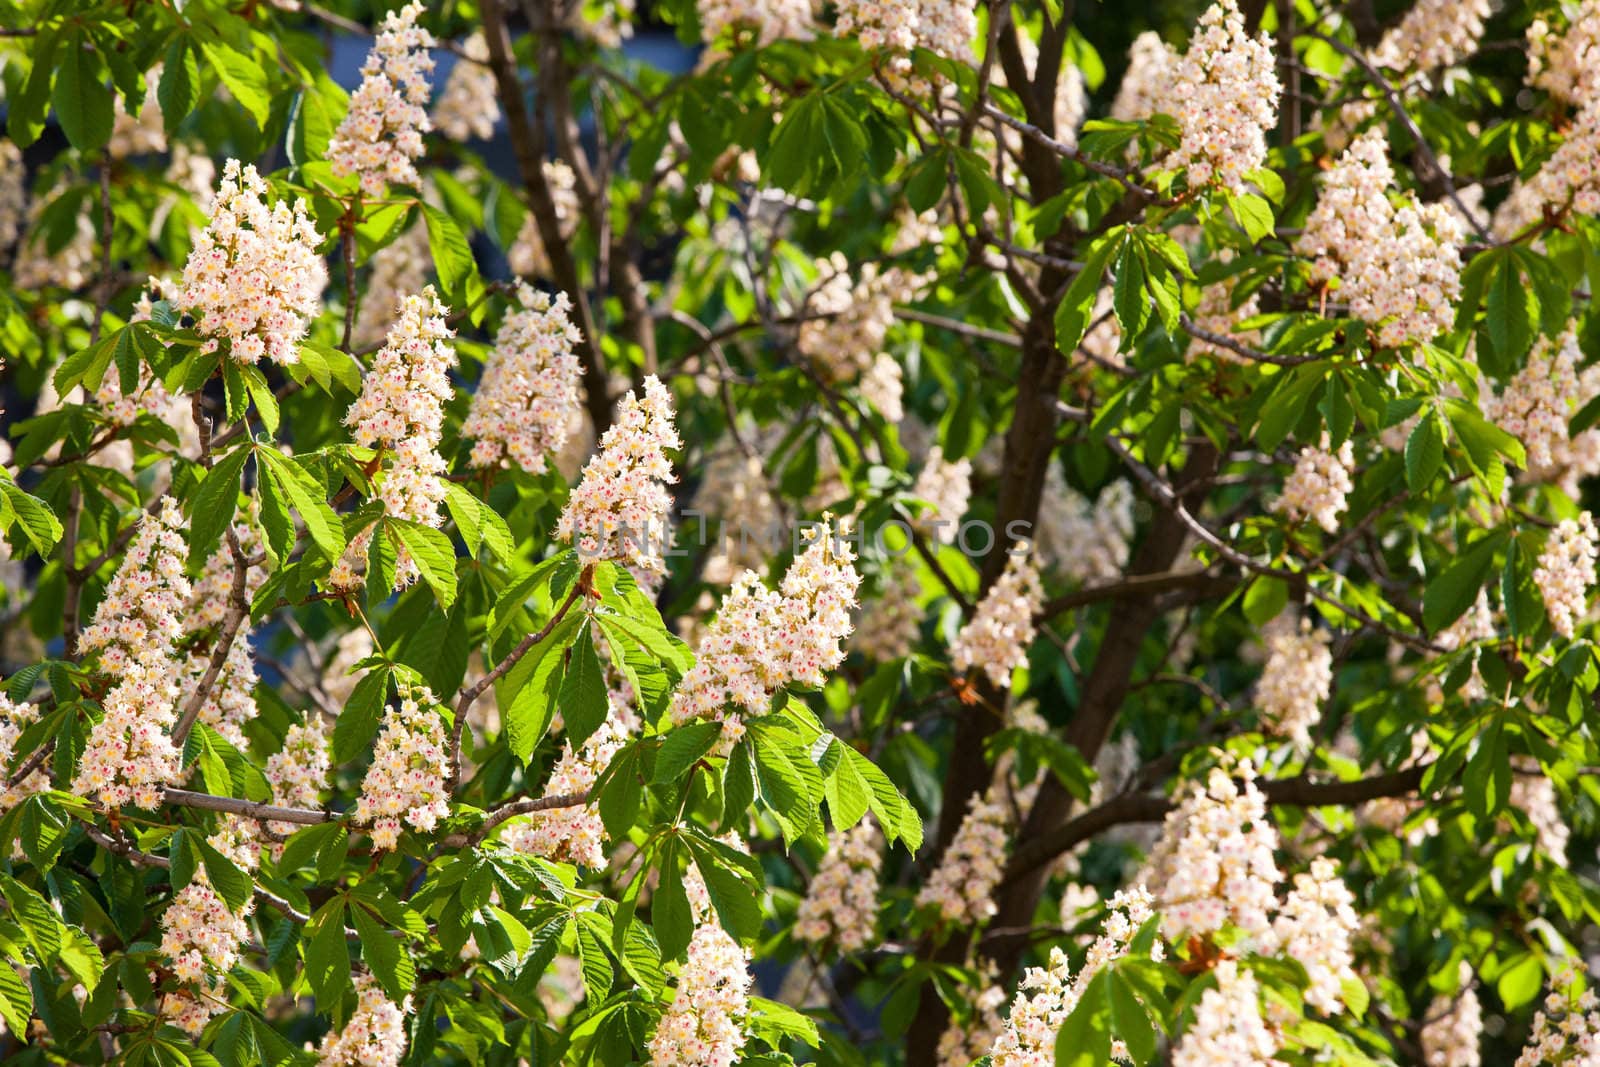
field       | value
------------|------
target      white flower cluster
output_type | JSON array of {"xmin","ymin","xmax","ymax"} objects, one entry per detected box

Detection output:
[
  {"xmin": 1111, "ymin": 31, "xmax": 1178, "ymax": 122},
  {"xmin": 332, "ymin": 287, "xmax": 457, "ymax": 592},
  {"xmin": 353, "ymin": 225, "xmax": 430, "ymax": 349},
  {"xmin": 861, "ymin": 352, "xmax": 905, "ymax": 423},
  {"xmin": 798, "ymin": 256, "xmax": 924, "ymax": 419},
  {"xmin": 328, "ymin": 1, "xmax": 435, "ymax": 196},
  {"xmin": 353, "ymin": 683, "xmax": 451, "ymax": 850},
  {"xmin": 698, "ymin": 0, "xmax": 812, "ymax": 47},
  {"xmin": 1535, "ymin": 512, "xmax": 1598, "ymax": 639},
  {"xmin": 431, "ymin": 34, "xmax": 498, "ymax": 142},
  {"xmin": 264, "ymin": 719, "xmax": 331, "ymax": 841},
  {"xmin": 1516, "ymin": 979, "xmax": 1600, "ymax": 1067},
  {"xmin": 556, "ymin": 375, "xmax": 680, "ymax": 573},
  {"xmin": 1527, "ymin": 2, "xmax": 1600, "ymax": 104},
  {"xmin": 910, "ymin": 446, "xmax": 972, "ymax": 543},
  {"xmin": 159, "ymin": 878, "xmax": 253, "ymax": 987},
  {"xmin": 178, "ymin": 160, "xmax": 327, "ymax": 367},
  {"xmin": 795, "ymin": 820, "xmax": 882, "ymax": 953},
  {"xmin": 1522, "ymin": 98, "xmax": 1600, "ymax": 222},
  {"xmin": 1165, "ymin": 0, "xmax": 1280, "ymax": 194},
  {"xmin": 1036, "ymin": 475, "xmax": 1136, "ymax": 585},
  {"xmin": 1256, "ymin": 614, "xmax": 1334, "ymax": 751},
  {"xmin": 1272, "ymin": 857, "xmax": 1361, "ymax": 1014},
  {"xmin": 0, "ymin": 141, "xmax": 26, "ymax": 250},
  {"xmin": 316, "ymin": 975, "xmax": 411, "ymax": 1067},
  {"xmin": 503, "ymin": 713, "xmax": 631, "ymax": 868},
  {"xmin": 988, "ymin": 888, "xmax": 1162, "ymax": 1067},
  {"xmin": 463, "ymin": 283, "xmax": 585, "ymax": 474},
  {"xmin": 670, "ymin": 521, "xmax": 859, "ymax": 746},
  {"xmin": 834, "ymin": 0, "xmax": 975, "ymax": 62},
  {"xmin": 0, "ymin": 694, "xmax": 49, "ymax": 822},
  {"xmin": 916, "ymin": 784, "xmax": 1011, "ymax": 924},
  {"xmin": 647, "ymin": 919, "xmax": 753, "ymax": 1067},
  {"xmin": 1483, "ymin": 330, "xmax": 1598, "ymax": 477},
  {"xmin": 852, "ymin": 564, "xmax": 925, "ymax": 663},
  {"xmin": 1421, "ymin": 963, "xmax": 1483, "ymax": 1067},
  {"xmin": 1138, "ymin": 758, "xmax": 1282, "ymax": 946},
  {"xmin": 1297, "ymin": 130, "xmax": 1463, "ymax": 349},
  {"xmin": 1371, "ymin": 0, "xmax": 1490, "ymax": 74},
  {"xmin": 510, "ymin": 161, "xmax": 580, "ymax": 279},
  {"xmin": 71, "ymin": 499, "xmax": 191, "ymax": 809},
  {"xmin": 1509, "ymin": 772, "xmax": 1570, "ymax": 864},
  {"xmin": 1170, "ymin": 959, "xmax": 1283, "ymax": 1066},
  {"xmin": 950, "ymin": 548, "xmax": 1044, "ymax": 690}
]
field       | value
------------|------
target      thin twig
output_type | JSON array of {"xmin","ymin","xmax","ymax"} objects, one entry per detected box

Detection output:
[{"xmin": 450, "ymin": 577, "xmax": 590, "ymax": 790}]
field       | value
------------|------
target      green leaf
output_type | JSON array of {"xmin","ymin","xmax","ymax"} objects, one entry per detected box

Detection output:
[
  {"xmin": 1404, "ymin": 410, "xmax": 1445, "ymax": 491},
  {"xmin": 256, "ymin": 448, "xmax": 344, "ymax": 562},
  {"xmin": 765, "ymin": 94, "xmax": 825, "ymax": 193},
  {"xmin": 1446, "ymin": 397, "xmax": 1527, "ymax": 473},
  {"xmin": 822, "ymin": 739, "xmax": 871, "ymax": 830},
  {"xmin": 1108, "ymin": 969, "xmax": 1158, "ymax": 1065},
  {"xmin": 1423, "ymin": 532, "xmax": 1507, "ymax": 633},
  {"xmin": 187, "ymin": 446, "xmax": 249, "ymax": 564},
  {"xmin": 169, "ymin": 828, "xmax": 201, "ymax": 891},
  {"xmin": 53, "ymin": 328, "xmax": 122, "ymax": 397},
  {"xmin": 903, "ymin": 151, "xmax": 948, "ymax": 214},
  {"xmin": 352, "ymin": 903, "xmax": 415, "ymax": 1000},
  {"xmin": 53, "ymin": 33, "xmax": 114, "ymax": 152},
  {"xmin": 1056, "ymin": 969, "xmax": 1113, "ymax": 1066},
  {"xmin": 277, "ymin": 820, "xmax": 346, "ymax": 878},
  {"xmin": 559, "ymin": 623, "xmax": 609, "ymax": 750},
  {"xmin": 0, "ymin": 960, "xmax": 32, "ymax": 1037},
  {"xmin": 1497, "ymin": 952, "xmax": 1543, "ymax": 1011},
  {"xmin": 596, "ymin": 744, "xmax": 642, "ymax": 842},
  {"xmin": 198, "ymin": 839, "xmax": 254, "ymax": 912},
  {"xmin": 752, "ymin": 730, "xmax": 819, "ymax": 846},
  {"xmin": 1228, "ymin": 191, "xmax": 1275, "ymax": 243},
  {"xmin": 158, "ymin": 40, "xmax": 200, "ymax": 136},
  {"xmin": 1, "ymin": 483, "xmax": 63, "ymax": 556},
  {"xmin": 388, "ymin": 520, "xmax": 458, "ymax": 608},
  {"xmin": 1485, "ymin": 257, "xmax": 1536, "ymax": 368},
  {"xmin": 749, "ymin": 996, "xmax": 821, "ymax": 1047},
  {"xmin": 202, "ymin": 42, "xmax": 272, "ymax": 129},
  {"xmin": 332, "ymin": 667, "xmax": 390, "ymax": 763},
  {"xmin": 9, "ymin": 28, "xmax": 59, "ymax": 147},
  {"xmin": 299, "ymin": 340, "xmax": 363, "ymax": 394},
  {"xmin": 652, "ymin": 840, "xmax": 693, "ymax": 961},
  {"xmin": 843, "ymin": 745, "xmax": 922, "ymax": 853},
  {"xmin": 304, "ymin": 899, "xmax": 352, "ymax": 1008},
  {"xmin": 684, "ymin": 840, "xmax": 761, "ymax": 943},
  {"xmin": 652, "ymin": 721, "xmax": 723, "ymax": 785},
  {"xmin": 721, "ymin": 739, "xmax": 758, "ymax": 829},
  {"xmin": 423, "ymin": 205, "xmax": 477, "ymax": 302},
  {"xmin": 1111, "ymin": 239, "xmax": 1149, "ymax": 346},
  {"xmin": 1242, "ymin": 576, "xmax": 1289, "ymax": 628},
  {"xmin": 504, "ymin": 615, "xmax": 580, "ymax": 762}
]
